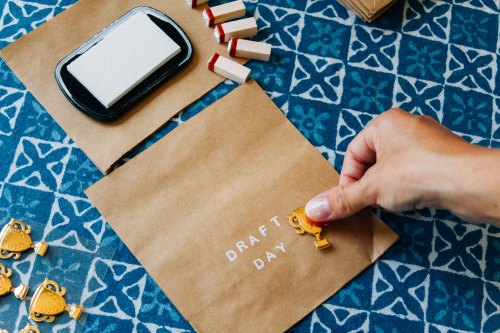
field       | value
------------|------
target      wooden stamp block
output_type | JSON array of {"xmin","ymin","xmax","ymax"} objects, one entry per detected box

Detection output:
[
  {"xmin": 203, "ymin": 1, "xmax": 246, "ymax": 27},
  {"xmin": 186, "ymin": 0, "xmax": 209, "ymax": 8},
  {"xmin": 228, "ymin": 38, "xmax": 272, "ymax": 61},
  {"xmin": 214, "ymin": 17, "xmax": 257, "ymax": 44},
  {"xmin": 207, "ymin": 52, "xmax": 250, "ymax": 84}
]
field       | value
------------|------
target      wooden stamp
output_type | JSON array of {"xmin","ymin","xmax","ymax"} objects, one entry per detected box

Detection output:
[
  {"xmin": 203, "ymin": 1, "xmax": 246, "ymax": 27},
  {"xmin": 186, "ymin": 0, "xmax": 209, "ymax": 8},
  {"xmin": 214, "ymin": 17, "xmax": 258, "ymax": 44},
  {"xmin": 208, "ymin": 52, "xmax": 251, "ymax": 84},
  {"xmin": 228, "ymin": 38, "xmax": 272, "ymax": 61}
]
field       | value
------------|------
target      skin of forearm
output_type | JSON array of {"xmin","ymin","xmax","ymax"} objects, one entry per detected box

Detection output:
[{"xmin": 435, "ymin": 145, "xmax": 500, "ymax": 226}]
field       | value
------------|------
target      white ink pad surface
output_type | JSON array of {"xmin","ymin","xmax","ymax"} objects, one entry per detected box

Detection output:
[
  {"xmin": 68, "ymin": 12, "xmax": 180, "ymax": 108},
  {"xmin": 55, "ymin": 7, "xmax": 193, "ymax": 120}
]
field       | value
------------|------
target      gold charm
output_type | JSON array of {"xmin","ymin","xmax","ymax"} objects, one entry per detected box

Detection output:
[
  {"xmin": 19, "ymin": 324, "xmax": 40, "ymax": 333},
  {"xmin": 0, "ymin": 263, "xmax": 29, "ymax": 300},
  {"xmin": 29, "ymin": 278, "xmax": 83, "ymax": 323},
  {"xmin": 0, "ymin": 219, "xmax": 48, "ymax": 259},
  {"xmin": 289, "ymin": 206, "xmax": 331, "ymax": 250}
]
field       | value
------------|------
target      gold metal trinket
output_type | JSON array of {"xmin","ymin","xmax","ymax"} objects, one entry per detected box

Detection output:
[
  {"xmin": 289, "ymin": 206, "xmax": 331, "ymax": 250},
  {"xmin": 19, "ymin": 324, "xmax": 40, "ymax": 333},
  {"xmin": 0, "ymin": 263, "xmax": 29, "ymax": 300},
  {"xmin": 29, "ymin": 278, "xmax": 83, "ymax": 322},
  {"xmin": 0, "ymin": 219, "xmax": 48, "ymax": 259}
]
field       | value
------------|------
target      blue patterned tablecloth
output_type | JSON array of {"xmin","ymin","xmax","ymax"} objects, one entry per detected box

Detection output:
[{"xmin": 0, "ymin": 0, "xmax": 499, "ymax": 332}]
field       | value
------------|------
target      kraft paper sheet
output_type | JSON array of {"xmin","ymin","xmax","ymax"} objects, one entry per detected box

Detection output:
[
  {"xmin": 0, "ymin": 0, "xmax": 245, "ymax": 173},
  {"xmin": 85, "ymin": 81, "xmax": 399, "ymax": 332}
]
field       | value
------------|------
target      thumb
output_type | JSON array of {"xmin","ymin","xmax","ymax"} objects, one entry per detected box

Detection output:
[{"xmin": 305, "ymin": 181, "xmax": 374, "ymax": 222}]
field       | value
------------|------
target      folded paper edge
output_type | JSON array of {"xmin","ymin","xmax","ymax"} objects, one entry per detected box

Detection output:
[{"xmin": 0, "ymin": 1, "xmax": 248, "ymax": 174}]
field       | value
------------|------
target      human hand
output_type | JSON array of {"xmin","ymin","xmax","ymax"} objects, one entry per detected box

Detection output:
[{"xmin": 305, "ymin": 108, "xmax": 500, "ymax": 226}]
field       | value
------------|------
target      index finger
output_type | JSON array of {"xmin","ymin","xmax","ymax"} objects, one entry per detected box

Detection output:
[{"xmin": 339, "ymin": 121, "xmax": 377, "ymax": 185}]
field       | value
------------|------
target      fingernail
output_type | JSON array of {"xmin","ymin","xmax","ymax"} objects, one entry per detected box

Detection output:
[{"xmin": 305, "ymin": 195, "xmax": 332, "ymax": 221}]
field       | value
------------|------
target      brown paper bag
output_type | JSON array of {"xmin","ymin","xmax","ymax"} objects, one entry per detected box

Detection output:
[
  {"xmin": 0, "ymin": 0, "xmax": 245, "ymax": 173},
  {"xmin": 359, "ymin": 0, "xmax": 395, "ymax": 16},
  {"xmin": 85, "ymin": 81, "xmax": 398, "ymax": 332},
  {"xmin": 338, "ymin": 0, "xmax": 396, "ymax": 22}
]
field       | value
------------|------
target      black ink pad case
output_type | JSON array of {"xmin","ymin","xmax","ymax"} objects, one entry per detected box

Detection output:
[{"xmin": 55, "ymin": 7, "xmax": 193, "ymax": 121}]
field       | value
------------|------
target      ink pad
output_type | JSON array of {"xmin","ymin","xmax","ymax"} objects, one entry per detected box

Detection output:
[{"xmin": 55, "ymin": 7, "xmax": 193, "ymax": 121}]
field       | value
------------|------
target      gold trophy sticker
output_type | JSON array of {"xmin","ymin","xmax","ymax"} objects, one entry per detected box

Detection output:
[
  {"xmin": 289, "ymin": 206, "xmax": 331, "ymax": 250},
  {"xmin": 19, "ymin": 324, "xmax": 40, "ymax": 333},
  {"xmin": 30, "ymin": 279, "xmax": 83, "ymax": 323},
  {"xmin": 0, "ymin": 219, "xmax": 48, "ymax": 259},
  {"xmin": 0, "ymin": 263, "xmax": 29, "ymax": 300}
]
